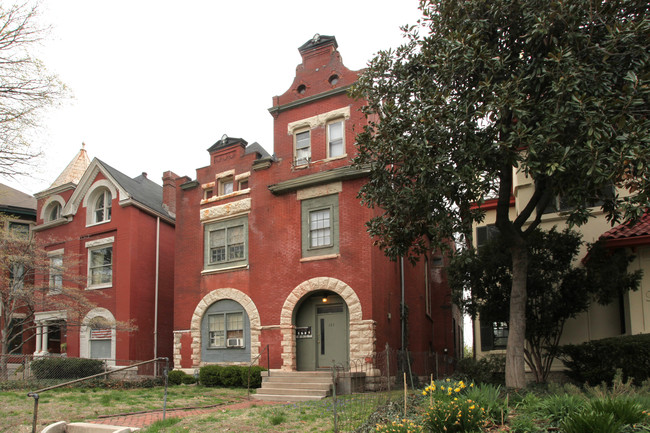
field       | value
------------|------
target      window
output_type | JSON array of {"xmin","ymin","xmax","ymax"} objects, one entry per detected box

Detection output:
[
  {"xmin": 238, "ymin": 179, "xmax": 249, "ymax": 190},
  {"xmin": 89, "ymin": 246, "xmax": 112, "ymax": 288},
  {"xmin": 46, "ymin": 202, "xmax": 62, "ymax": 222},
  {"xmin": 301, "ymin": 194, "xmax": 339, "ymax": 258},
  {"xmin": 476, "ymin": 225, "xmax": 499, "ymax": 248},
  {"xmin": 480, "ymin": 321, "xmax": 509, "ymax": 351},
  {"xmin": 9, "ymin": 263, "xmax": 24, "ymax": 291},
  {"xmin": 89, "ymin": 324, "xmax": 112, "ymax": 359},
  {"xmin": 80, "ymin": 308, "xmax": 115, "ymax": 365},
  {"xmin": 541, "ymin": 184, "xmax": 615, "ymax": 214},
  {"xmin": 208, "ymin": 311, "xmax": 244, "ymax": 348},
  {"xmin": 49, "ymin": 255, "xmax": 63, "ymax": 293},
  {"xmin": 295, "ymin": 130, "xmax": 311, "ymax": 165},
  {"xmin": 204, "ymin": 216, "xmax": 248, "ymax": 271},
  {"xmin": 8, "ymin": 319, "xmax": 23, "ymax": 354},
  {"xmin": 9, "ymin": 222, "xmax": 29, "ymax": 238},
  {"xmin": 93, "ymin": 190, "xmax": 112, "ymax": 223},
  {"xmin": 327, "ymin": 120, "xmax": 344, "ymax": 158},
  {"xmin": 219, "ymin": 177, "xmax": 234, "ymax": 196}
]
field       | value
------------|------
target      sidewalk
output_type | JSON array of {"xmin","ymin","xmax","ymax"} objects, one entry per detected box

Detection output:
[{"xmin": 89, "ymin": 398, "xmax": 285, "ymax": 430}]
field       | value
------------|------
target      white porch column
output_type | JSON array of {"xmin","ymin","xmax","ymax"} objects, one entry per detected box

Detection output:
[
  {"xmin": 42, "ymin": 324, "xmax": 49, "ymax": 354},
  {"xmin": 34, "ymin": 323, "xmax": 42, "ymax": 354}
]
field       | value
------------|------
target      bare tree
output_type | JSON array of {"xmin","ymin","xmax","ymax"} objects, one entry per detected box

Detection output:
[
  {"xmin": 0, "ymin": 2, "xmax": 65, "ymax": 179},
  {"xmin": 0, "ymin": 215, "xmax": 133, "ymax": 380}
]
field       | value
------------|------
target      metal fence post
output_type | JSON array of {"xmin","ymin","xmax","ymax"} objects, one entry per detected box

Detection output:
[
  {"xmin": 162, "ymin": 357, "xmax": 169, "ymax": 421},
  {"xmin": 27, "ymin": 392, "xmax": 39, "ymax": 433},
  {"xmin": 331, "ymin": 363, "xmax": 338, "ymax": 433}
]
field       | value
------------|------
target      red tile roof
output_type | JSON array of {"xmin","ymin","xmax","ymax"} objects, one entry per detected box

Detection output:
[{"xmin": 600, "ymin": 211, "xmax": 650, "ymax": 248}]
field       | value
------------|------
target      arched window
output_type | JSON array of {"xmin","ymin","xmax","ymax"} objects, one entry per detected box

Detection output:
[
  {"xmin": 46, "ymin": 202, "xmax": 62, "ymax": 222},
  {"xmin": 93, "ymin": 190, "xmax": 112, "ymax": 223},
  {"xmin": 80, "ymin": 308, "xmax": 116, "ymax": 365},
  {"xmin": 201, "ymin": 299, "xmax": 250, "ymax": 363}
]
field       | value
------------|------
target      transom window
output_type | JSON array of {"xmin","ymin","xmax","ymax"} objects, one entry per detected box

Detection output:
[
  {"xmin": 89, "ymin": 246, "xmax": 112, "ymax": 288},
  {"xmin": 295, "ymin": 130, "xmax": 311, "ymax": 165},
  {"xmin": 328, "ymin": 120, "xmax": 344, "ymax": 158},
  {"xmin": 93, "ymin": 190, "xmax": 112, "ymax": 223},
  {"xmin": 208, "ymin": 312, "xmax": 244, "ymax": 348},
  {"xmin": 309, "ymin": 208, "xmax": 332, "ymax": 248}
]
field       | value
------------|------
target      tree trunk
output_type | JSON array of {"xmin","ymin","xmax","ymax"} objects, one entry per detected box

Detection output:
[{"xmin": 506, "ymin": 241, "xmax": 528, "ymax": 389}]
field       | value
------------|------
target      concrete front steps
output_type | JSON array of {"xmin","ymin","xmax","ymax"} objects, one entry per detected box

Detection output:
[{"xmin": 252, "ymin": 370, "xmax": 333, "ymax": 402}]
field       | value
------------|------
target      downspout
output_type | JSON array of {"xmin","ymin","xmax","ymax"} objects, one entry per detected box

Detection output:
[
  {"xmin": 400, "ymin": 257, "xmax": 405, "ymax": 350},
  {"xmin": 154, "ymin": 217, "xmax": 160, "ymax": 360}
]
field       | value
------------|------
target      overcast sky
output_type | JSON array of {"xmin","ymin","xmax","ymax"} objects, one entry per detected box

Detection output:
[{"xmin": 3, "ymin": 0, "xmax": 422, "ymax": 194}]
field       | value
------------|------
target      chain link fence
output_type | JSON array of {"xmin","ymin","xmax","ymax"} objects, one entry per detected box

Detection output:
[
  {"xmin": 328, "ymin": 346, "xmax": 458, "ymax": 432},
  {"xmin": 0, "ymin": 354, "xmax": 167, "ymax": 389}
]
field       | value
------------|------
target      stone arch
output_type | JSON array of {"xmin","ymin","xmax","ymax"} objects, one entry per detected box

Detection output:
[
  {"xmin": 80, "ymin": 307, "xmax": 116, "ymax": 366},
  {"xmin": 189, "ymin": 288, "xmax": 261, "ymax": 366},
  {"xmin": 279, "ymin": 277, "xmax": 375, "ymax": 371}
]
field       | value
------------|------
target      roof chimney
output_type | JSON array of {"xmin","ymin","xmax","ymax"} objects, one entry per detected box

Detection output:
[{"xmin": 162, "ymin": 171, "xmax": 178, "ymax": 218}]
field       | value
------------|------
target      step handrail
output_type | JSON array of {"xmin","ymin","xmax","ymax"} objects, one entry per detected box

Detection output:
[{"xmin": 247, "ymin": 344, "xmax": 270, "ymax": 399}]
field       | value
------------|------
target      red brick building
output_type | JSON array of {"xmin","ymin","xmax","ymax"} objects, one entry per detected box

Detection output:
[
  {"xmin": 172, "ymin": 36, "xmax": 461, "ymax": 374},
  {"xmin": 31, "ymin": 148, "xmax": 176, "ymax": 364}
]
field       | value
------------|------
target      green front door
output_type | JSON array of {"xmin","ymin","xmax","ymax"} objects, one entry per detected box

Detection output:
[{"xmin": 316, "ymin": 304, "xmax": 348, "ymax": 369}]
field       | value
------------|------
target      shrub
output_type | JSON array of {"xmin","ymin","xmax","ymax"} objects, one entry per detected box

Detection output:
[
  {"xmin": 561, "ymin": 410, "xmax": 623, "ymax": 433},
  {"xmin": 455, "ymin": 354, "xmax": 505, "ymax": 385},
  {"xmin": 588, "ymin": 397, "xmax": 646, "ymax": 426},
  {"xmin": 31, "ymin": 357, "xmax": 105, "ymax": 379},
  {"xmin": 199, "ymin": 365, "xmax": 223, "ymax": 387},
  {"xmin": 167, "ymin": 370, "xmax": 188, "ymax": 385},
  {"xmin": 533, "ymin": 393, "xmax": 585, "ymax": 427},
  {"xmin": 220, "ymin": 365, "xmax": 242, "ymax": 387},
  {"xmin": 181, "ymin": 374, "xmax": 196, "ymax": 385},
  {"xmin": 422, "ymin": 398, "xmax": 488, "ymax": 433},
  {"xmin": 463, "ymin": 383, "xmax": 507, "ymax": 422},
  {"xmin": 242, "ymin": 366, "xmax": 266, "ymax": 388},
  {"xmin": 558, "ymin": 334, "xmax": 650, "ymax": 385}
]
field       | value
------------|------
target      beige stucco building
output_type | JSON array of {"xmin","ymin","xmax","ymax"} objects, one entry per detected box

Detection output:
[{"xmin": 473, "ymin": 166, "xmax": 650, "ymax": 364}]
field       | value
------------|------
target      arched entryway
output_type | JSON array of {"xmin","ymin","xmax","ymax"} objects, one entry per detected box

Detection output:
[
  {"xmin": 295, "ymin": 291, "xmax": 348, "ymax": 370},
  {"xmin": 280, "ymin": 277, "xmax": 376, "ymax": 371}
]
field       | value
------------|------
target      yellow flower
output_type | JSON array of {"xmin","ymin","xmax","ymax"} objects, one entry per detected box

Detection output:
[{"xmin": 454, "ymin": 387, "xmax": 460, "ymax": 392}]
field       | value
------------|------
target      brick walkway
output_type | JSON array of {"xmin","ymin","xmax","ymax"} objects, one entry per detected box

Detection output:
[{"xmin": 89, "ymin": 398, "xmax": 285, "ymax": 430}]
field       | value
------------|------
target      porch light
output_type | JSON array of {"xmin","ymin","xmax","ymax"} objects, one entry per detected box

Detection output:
[{"xmin": 322, "ymin": 296, "xmax": 328, "ymax": 303}]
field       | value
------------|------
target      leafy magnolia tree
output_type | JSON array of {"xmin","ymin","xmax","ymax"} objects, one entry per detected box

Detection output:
[
  {"xmin": 0, "ymin": 2, "xmax": 65, "ymax": 178},
  {"xmin": 449, "ymin": 227, "xmax": 642, "ymax": 383},
  {"xmin": 352, "ymin": 0, "xmax": 649, "ymax": 387}
]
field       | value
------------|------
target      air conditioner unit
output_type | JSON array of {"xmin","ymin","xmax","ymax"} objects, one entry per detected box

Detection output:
[{"xmin": 226, "ymin": 338, "xmax": 243, "ymax": 348}]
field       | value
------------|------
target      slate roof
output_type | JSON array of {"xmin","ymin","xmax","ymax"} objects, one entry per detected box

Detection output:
[
  {"xmin": 0, "ymin": 183, "xmax": 36, "ymax": 216},
  {"xmin": 600, "ymin": 211, "xmax": 650, "ymax": 246},
  {"xmin": 97, "ymin": 159, "xmax": 173, "ymax": 220},
  {"xmin": 298, "ymin": 34, "xmax": 337, "ymax": 52},
  {"xmin": 244, "ymin": 142, "xmax": 271, "ymax": 159}
]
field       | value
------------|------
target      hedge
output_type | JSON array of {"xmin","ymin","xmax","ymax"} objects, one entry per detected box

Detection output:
[
  {"xmin": 558, "ymin": 333, "xmax": 650, "ymax": 385},
  {"xmin": 198, "ymin": 364, "xmax": 266, "ymax": 388},
  {"xmin": 31, "ymin": 357, "xmax": 105, "ymax": 379},
  {"xmin": 167, "ymin": 370, "xmax": 196, "ymax": 385}
]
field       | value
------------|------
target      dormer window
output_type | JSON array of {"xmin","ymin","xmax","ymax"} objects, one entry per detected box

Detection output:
[
  {"xmin": 47, "ymin": 202, "xmax": 62, "ymax": 222},
  {"xmin": 327, "ymin": 120, "xmax": 345, "ymax": 158},
  {"xmin": 93, "ymin": 190, "xmax": 112, "ymax": 223},
  {"xmin": 295, "ymin": 130, "xmax": 311, "ymax": 165}
]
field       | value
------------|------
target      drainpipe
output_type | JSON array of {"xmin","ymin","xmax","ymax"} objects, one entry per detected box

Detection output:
[
  {"xmin": 154, "ymin": 217, "xmax": 160, "ymax": 360},
  {"xmin": 400, "ymin": 257, "xmax": 405, "ymax": 350}
]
